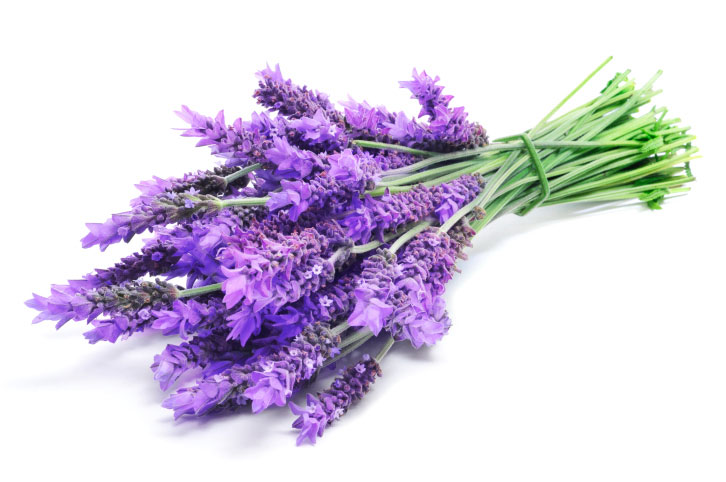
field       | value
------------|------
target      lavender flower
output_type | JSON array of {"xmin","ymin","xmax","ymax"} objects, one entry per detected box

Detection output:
[
  {"xmin": 81, "ymin": 189, "xmax": 221, "ymax": 252},
  {"xmin": 151, "ymin": 328, "xmax": 247, "ymax": 391},
  {"xmin": 371, "ymin": 150, "xmax": 421, "ymax": 171},
  {"xmin": 398, "ymin": 69, "xmax": 488, "ymax": 150},
  {"xmin": 347, "ymin": 224, "xmax": 474, "ymax": 347},
  {"xmin": 289, "ymin": 109, "xmax": 346, "ymax": 147},
  {"xmin": 348, "ymin": 250, "xmax": 398, "ymax": 335},
  {"xmin": 70, "ymin": 239, "xmax": 180, "ymax": 292},
  {"xmin": 266, "ymin": 150, "xmax": 382, "ymax": 221},
  {"xmin": 342, "ymin": 174, "xmax": 483, "ymax": 243},
  {"xmin": 27, "ymin": 278, "xmax": 178, "ymax": 329},
  {"xmin": 340, "ymin": 97, "xmax": 398, "ymax": 143},
  {"xmin": 220, "ymin": 108, "xmax": 335, "ymax": 159},
  {"xmin": 397, "ymin": 224, "xmax": 474, "ymax": 295},
  {"xmin": 148, "ymin": 206, "xmax": 279, "ymax": 290},
  {"xmin": 176, "ymin": 106, "xmax": 273, "ymax": 168},
  {"xmin": 254, "ymin": 64, "xmax": 344, "ymax": 123},
  {"xmin": 218, "ymin": 222, "xmax": 350, "ymax": 344},
  {"xmin": 264, "ymin": 136, "xmax": 317, "ymax": 179},
  {"xmin": 263, "ymin": 267, "xmax": 360, "ymax": 342},
  {"xmin": 290, "ymin": 354, "xmax": 381, "ymax": 445},
  {"xmin": 81, "ymin": 165, "xmax": 245, "ymax": 250},
  {"xmin": 399, "ymin": 68, "xmax": 453, "ymax": 119},
  {"xmin": 266, "ymin": 180, "xmax": 313, "ymax": 221},
  {"xmin": 327, "ymin": 149, "xmax": 380, "ymax": 190},
  {"xmin": 163, "ymin": 322, "xmax": 339, "ymax": 418},
  {"xmin": 342, "ymin": 93, "xmax": 486, "ymax": 152},
  {"xmin": 387, "ymin": 225, "xmax": 475, "ymax": 347},
  {"xmin": 150, "ymin": 296, "xmax": 228, "ymax": 339},
  {"xmin": 218, "ymin": 225, "xmax": 338, "ymax": 310},
  {"xmin": 389, "ymin": 275, "xmax": 451, "ymax": 348}
]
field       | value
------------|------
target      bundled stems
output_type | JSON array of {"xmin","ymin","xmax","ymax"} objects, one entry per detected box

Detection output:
[{"xmin": 356, "ymin": 59, "xmax": 697, "ymax": 235}]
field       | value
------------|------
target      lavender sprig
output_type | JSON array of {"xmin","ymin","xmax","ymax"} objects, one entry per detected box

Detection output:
[
  {"xmin": 162, "ymin": 322, "xmax": 340, "ymax": 418},
  {"xmin": 290, "ymin": 353, "xmax": 382, "ymax": 445}
]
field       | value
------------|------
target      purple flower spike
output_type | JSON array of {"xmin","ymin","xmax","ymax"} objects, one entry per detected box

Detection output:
[
  {"xmin": 81, "ymin": 166, "xmax": 241, "ymax": 250},
  {"xmin": 162, "ymin": 375, "xmax": 234, "ymax": 420},
  {"xmin": 81, "ymin": 191, "xmax": 221, "ymax": 251},
  {"xmin": 176, "ymin": 106, "xmax": 277, "ymax": 169},
  {"xmin": 386, "ymin": 224, "xmax": 476, "ymax": 347},
  {"xmin": 254, "ymin": 64, "xmax": 343, "ymax": 123},
  {"xmin": 400, "ymin": 68, "xmax": 454, "ymax": 119},
  {"xmin": 150, "ymin": 328, "xmax": 248, "ymax": 390},
  {"xmin": 152, "ymin": 343, "xmax": 198, "ymax": 391},
  {"xmin": 290, "ymin": 394, "xmax": 327, "ymax": 444},
  {"xmin": 341, "ymin": 174, "xmax": 483, "ymax": 243},
  {"xmin": 163, "ymin": 323, "xmax": 339, "ymax": 418},
  {"xmin": 72, "ymin": 239, "xmax": 180, "ymax": 291},
  {"xmin": 338, "ymin": 69, "xmax": 488, "ymax": 153},
  {"xmin": 291, "ymin": 354, "xmax": 381, "ymax": 445},
  {"xmin": 435, "ymin": 178, "xmax": 474, "ymax": 223},
  {"xmin": 348, "ymin": 250, "xmax": 399, "ymax": 335},
  {"xmin": 218, "ymin": 225, "xmax": 343, "ymax": 317},
  {"xmin": 267, "ymin": 168, "xmax": 375, "ymax": 220},
  {"xmin": 349, "ymin": 289, "xmax": 395, "ymax": 336},
  {"xmin": 27, "ymin": 279, "xmax": 178, "ymax": 333},
  {"xmin": 340, "ymin": 97, "xmax": 397, "ymax": 142},
  {"xmin": 397, "ymin": 69, "xmax": 489, "ymax": 151}
]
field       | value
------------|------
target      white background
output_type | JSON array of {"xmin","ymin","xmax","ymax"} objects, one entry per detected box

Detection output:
[{"xmin": 1, "ymin": 1, "xmax": 724, "ymax": 480}]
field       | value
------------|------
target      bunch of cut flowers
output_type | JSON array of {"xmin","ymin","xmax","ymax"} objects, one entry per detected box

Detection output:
[{"xmin": 27, "ymin": 57, "xmax": 697, "ymax": 445}]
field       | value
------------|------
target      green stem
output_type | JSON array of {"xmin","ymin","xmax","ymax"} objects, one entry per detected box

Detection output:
[
  {"xmin": 218, "ymin": 196, "xmax": 269, "ymax": 207},
  {"xmin": 339, "ymin": 328, "xmax": 372, "ymax": 349},
  {"xmin": 376, "ymin": 139, "xmax": 644, "ymax": 178},
  {"xmin": 323, "ymin": 332, "xmax": 374, "ymax": 368},
  {"xmin": 177, "ymin": 282, "xmax": 222, "ymax": 298},
  {"xmin": 439, "ymin": 191, "xmax": 486, "ymax": 233},
  {"xmin": 378, "ymin": 159, "xmax": 481, "ymax": 186},
  {"xmin": 350, "ymin": 224, "xmax": 413, "ymax": 254},
  {"xmin": 351, "ymin": 140, "xmax": 435, "ymax": 157},
  {"xmin": 531, "ymin": 56, "xmax": 613, "ymax": 133},
  {"xmin": 223, "ymin": 163, "xmax": 262, "ymax": 185},
  {"xmin": 331, "ymin": 321, "xmax": 349, "ymax": 336},
  {"xmin": 375, "ymin": 336, "xmax": 395, "ymax": 363}
]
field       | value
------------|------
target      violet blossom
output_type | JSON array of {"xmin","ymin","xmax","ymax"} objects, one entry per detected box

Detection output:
[
  {"xmin": 163, "ymin": 322, "xmax": 339, "ymax": 418},
  {"xmin": 290, "ymin": 354, "xmax": 381, "ymax": 445},
  {"xmin": 342, "ymin": 174, "xmax": 483, "ymax": 243}
]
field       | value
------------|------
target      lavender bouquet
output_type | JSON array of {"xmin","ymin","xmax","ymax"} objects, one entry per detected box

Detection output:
[{"xmin": 27, "ymin": 57, "xmax": 697, "ymax": 445}]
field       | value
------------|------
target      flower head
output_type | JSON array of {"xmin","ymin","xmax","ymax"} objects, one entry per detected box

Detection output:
[
  {"xmin": 399, "ymin": 68, "xmax": 454, "ymax": 119},
  {"xmin": 291, "ymin": 354, "xmax": 381, "ymax": 445},
  {"xmin": 266, "ymin": 180, "xmax": 312, "ymax": 221},
  {"xmin": 348, "ymin": 250, "xmax": 399, "ymax": 335}
]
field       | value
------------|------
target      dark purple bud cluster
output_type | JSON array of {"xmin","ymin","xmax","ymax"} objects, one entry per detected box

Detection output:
[
  {"xmin": 254, "ymin": 64, "xmax": 345, "ymax": 124},
  {"xmin": 76, "ymin": 239, "xmax": 180, "ymax": 290},
  {"xmin": 291, "ymin": 354, "xmax": 382, "ymax": 445}
]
